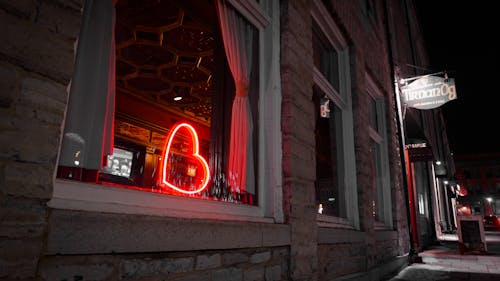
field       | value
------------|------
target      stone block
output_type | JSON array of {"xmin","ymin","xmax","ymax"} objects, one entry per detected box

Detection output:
[
  {"xmin": 21, "ymin": 75, "xmax": 68, "ymax": 107},
  {"xmin": 50, "ymin": 0, "xmax": 85, "ymax": 11},
  {"xmin": 47, "ymin": 210, "xmax": 270, "ymax": 255},
  {"xmin": 211, "ymin": 267, "xmax": 242, "ymax": 281},
  {"xmin": 265, "ymin": 265, "xmax": 282, "ymax": 281},
  {"xmin": 0, "ymin": 239, "xmax": 41, "ymax": 261},
  {"xmin": 0, "ymin": 198, "xmax": 47, "ymax": 238},
  {"xmin": 272, "ymin": 248, "xmax": 288, "ymax": 259},
  {"xmin": 17, "ymin": 76, "xmax": 67, "ymax": 125},
  {"xmin": 290, "ymin": 255, "xmax": 316, "ymax": 279},
  {"xmin": 222, "ymin": 252, "xmax": 249, "ymax": 266},
  {"xmin": 15, "ymin": 103, "xmax": 65, "ymax": 125},
  {"xmin": 0, "ymin": 0, "xmax": 36, "ymax": 19},
  {"xmin": 121, "ymin": 257, "xmax": 194, "ymax": 278},
  {"xmin": 0, "ymin": 62, "xmax": 20, "ymax": 108},
  {"xmin": 250, "ymin": 251, "xmax": 271, "ymax": 264},
  {"xmin": 1, "ymin": 161, "xmax": 54, "ymax": 199},
  {"xmin": 171, "ymin": 272, "xmax": 211, "ymax": 281},
  {"xmin": 195, "ymin": 254, "xmax": 221, "ymax": 270},
  {"xmin": 244, "ymin": 266, "xmax": 265, "ymax": 281},
  {"xmin": 0, "ymin": 122, "xmax": 60, "ymax": 164},
  {"xmin": 0, "ymin": 258, "xmax": 38, "ymax": 279},
  {"xmin": 40, "ymin": 264, "xmax": 113, "ymax": 281},
  {"xmin": 37, "ymin": 1, "xmax": 82, "ymax": 39},
  {"xmin": 0, "ymin": 10, "xmax": 76, "ymax": 84},
  {"xmin": 263, "ymin": 226, "xmax": 290, "ymax": 248}
]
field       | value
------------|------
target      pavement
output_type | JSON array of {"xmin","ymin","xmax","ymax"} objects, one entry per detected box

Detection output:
[{"xmin": 388, "ymin": 232, "xmax": 500, "ymax": 281}]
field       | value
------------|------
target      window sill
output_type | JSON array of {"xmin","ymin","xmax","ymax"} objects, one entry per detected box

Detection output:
[
  {"xmin": 316, "ymin": 213, "xmax": 356, "ymax": 229},
  {"xmin": 374, "ymin": 221, "xmax": 392, "ymax": 231},
  {"xmin": 49, "ymin": 179, "xmax": 273, "ymax": 223}
]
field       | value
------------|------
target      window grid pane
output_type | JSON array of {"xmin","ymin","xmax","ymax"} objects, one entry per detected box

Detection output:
[
  {"xmin": 314, "ymin": 87, "xmax": 345, "ymax": 218},
  {"xmin": 313, "ymin": 23, "xmax": 340, "ymax": 91}
]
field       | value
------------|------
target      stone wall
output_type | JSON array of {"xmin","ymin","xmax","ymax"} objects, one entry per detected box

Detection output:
[
  {"xmin": 39, "ymin": 247, "xmax": 288, "ymax": 281},
  {"xmin": 280, "ymin": 0, "xmax": 318, "ymax": 279},
  {"xmin": 310, "ymin": 0, "xmax": 411, "ymax": 279},
  {"xmin": 0, "ymin": 1, "xmax": 83, "ymax": 279}
]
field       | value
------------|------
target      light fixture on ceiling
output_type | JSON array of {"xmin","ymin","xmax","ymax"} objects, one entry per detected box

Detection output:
[{"xmin": 173, "ymin": 86, "xmax": 187, "ymax": 101}]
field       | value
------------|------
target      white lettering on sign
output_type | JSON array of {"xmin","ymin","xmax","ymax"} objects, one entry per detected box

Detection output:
[
  {"xmin": 401, "ymin": 75, "xmax": 457, "ymax": 110},
  {"xmin": 405, "ymin": 143, "xmax": 427, "ymax": 149},
  {"xmin": 404, "ymin": 83, "xmax": 456, "ymax": 102}
]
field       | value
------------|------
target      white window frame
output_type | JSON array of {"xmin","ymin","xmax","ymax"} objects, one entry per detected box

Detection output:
[
  {"xmin": 312, "ymin": 0, "xmax": 360, "ymax": 230},
  {"xmin": 50, "ymin": 0, "xmax": 284, "ymax": 223},
  {"xmin": 366, "ymin": 72, "xmax": 393, "ymax": 229}
]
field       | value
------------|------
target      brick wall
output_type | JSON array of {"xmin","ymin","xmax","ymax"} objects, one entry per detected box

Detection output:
[
  {"xmin": 0, "ymin": 0, "xmax": 83, "ymax": 279},
  {"xmin": 280, "ymin": 0, "xmax": 318, "ymax": 280}
]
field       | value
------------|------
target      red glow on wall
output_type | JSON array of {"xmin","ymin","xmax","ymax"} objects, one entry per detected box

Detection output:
[{"xmin": 160, "ymin": 123, "xmax": 210, "ymax": 194}]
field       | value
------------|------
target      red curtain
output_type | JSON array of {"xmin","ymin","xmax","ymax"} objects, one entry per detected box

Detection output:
[{"xmin": 216, "ymin": 0, "xmax": 255, "ymax": 194}]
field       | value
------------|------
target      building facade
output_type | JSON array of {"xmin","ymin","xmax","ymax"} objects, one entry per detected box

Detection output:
[
  {"xmin": 0, "ymin": 0, "xmax": 451, "ymax": 280},
  {"xmin": 385, "ymin": 0, "xmax": 456, "ymax": 251}
]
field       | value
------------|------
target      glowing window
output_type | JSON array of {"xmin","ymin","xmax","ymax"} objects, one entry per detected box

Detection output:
[{"xmin": 57, "ymin": 0, "xmax": 261, "ymax": 206}]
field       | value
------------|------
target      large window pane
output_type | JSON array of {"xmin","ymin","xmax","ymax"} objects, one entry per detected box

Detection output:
[
  {"xmin": 313, "ymin": 23, "xmax": 339, "ymax": 91},
  {"xmin": 314, "ymin": 87, "xmax": 345, "ymax": 218},
  {"xmin": 371, "ymin": 140, "xmax": 383, "ymax": 221},
  {"xmin": 367, "ymin": 81, "xmax": 392, "ymax": 227},
  {"xmin": 59, "ymin": 0, "xmax": 259, "ymax": 205}
]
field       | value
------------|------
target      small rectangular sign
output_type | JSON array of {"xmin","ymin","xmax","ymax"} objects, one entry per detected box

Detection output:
[{"xmin": 320, "ymin": 97, "xmax": 330, "ymax": 118}]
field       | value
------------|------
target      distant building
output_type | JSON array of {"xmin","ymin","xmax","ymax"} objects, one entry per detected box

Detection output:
[
  {"xmin": 0, "ymin": 0, "xmax": 454, "ymax": 280},
  {"xmin": 454, "ymin": 153, "xmax": 500, "ymax": 220}
]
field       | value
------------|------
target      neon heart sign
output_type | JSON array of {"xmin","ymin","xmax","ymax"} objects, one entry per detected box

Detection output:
[{"xmin": 160, "ymin": 123, "xmax": 210, "ymax": 194}]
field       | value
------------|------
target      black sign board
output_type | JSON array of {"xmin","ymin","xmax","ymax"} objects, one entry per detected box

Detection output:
[
  {"xmin": 456, "ymin": 215, "xmax": 487, "ymax": 254},
  {"xmin": 461, "ymin": 221, "xmax": 481, "ymax": 243}
]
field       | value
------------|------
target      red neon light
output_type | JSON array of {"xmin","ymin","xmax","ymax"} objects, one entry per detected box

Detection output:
[{"xmin": 160, "ymin": 123, "xmax": 210, "ymax": 194}]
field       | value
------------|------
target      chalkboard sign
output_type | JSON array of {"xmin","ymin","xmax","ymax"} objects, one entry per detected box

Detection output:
[
  {"xmin": 456, "ymin": 215, "xmax": 487, "ymax": 254},
  {"xmin": 460, "ymin": 220, "xmax": 481, "ymax": 243}
]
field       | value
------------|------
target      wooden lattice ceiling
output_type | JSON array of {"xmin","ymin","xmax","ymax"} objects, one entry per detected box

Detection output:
[{"xmin": 115, "ymin": 0, "xmax": 216, "ymax": 123}]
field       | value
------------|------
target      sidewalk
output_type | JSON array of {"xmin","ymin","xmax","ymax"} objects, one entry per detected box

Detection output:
[{"xmin": 388, "ymin": 240, "xmax": 500, "ymax": 280}]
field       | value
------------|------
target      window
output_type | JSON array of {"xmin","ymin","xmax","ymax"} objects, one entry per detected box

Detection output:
[
  {"xmin": 313, "ymin": 25, "xmax": 339, "ymax": 91},
  {"xmin": 109, "ymin": 0, "xmax": 260, "ymax": 203},
  {"xmin": 52, "ymin": 0, "xmax": 282, "ymax": 222},
  {"xmin": 360, "ymin": 0, "xmax": 377, "ymax": 22},
  {"xmin": 312, "ymin": 0, "xmax": 359, "ymax": 229},
  {"xmin": 314, "ymin": 86, "xmax": 344, "ymax": 217},
  {"xmin": 366, "ymin": 73, "xmax": 393, "ymax": 228}
]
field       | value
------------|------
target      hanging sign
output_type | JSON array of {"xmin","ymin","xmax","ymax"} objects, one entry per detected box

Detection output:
[{"xmin": 401, "ymin": 75, "xmax": 457, "ymax": 110}]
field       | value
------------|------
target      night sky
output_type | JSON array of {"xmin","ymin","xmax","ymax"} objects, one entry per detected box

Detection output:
[{"xmin": 415, "ymin": 1, "xmax": 500, "ymax": 155}]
